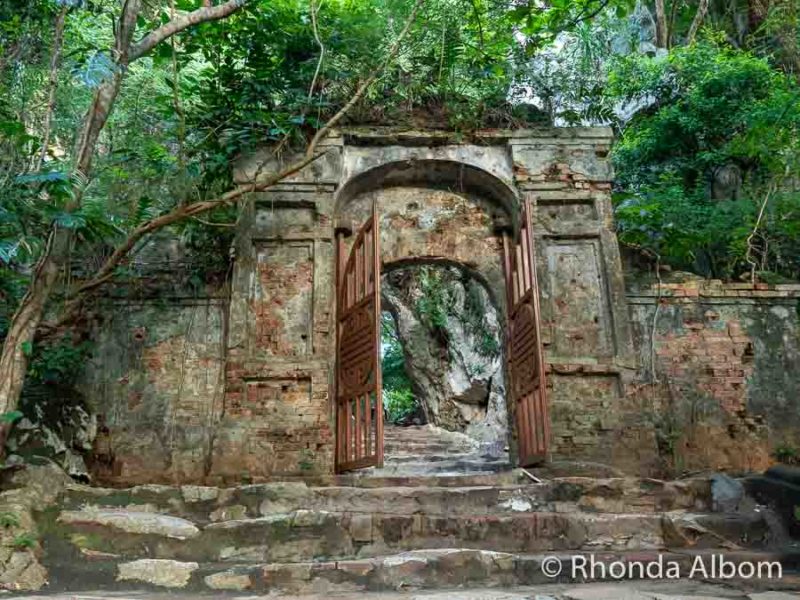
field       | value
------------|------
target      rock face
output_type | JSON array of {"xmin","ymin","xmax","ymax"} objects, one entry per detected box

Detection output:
[
  {"xmin": 382, "ymin": 265, "xmax": 508, "ymax": 450},
  {"xmin": 0, "ymin": 462, "xmax": 72, "ymax": 592}
]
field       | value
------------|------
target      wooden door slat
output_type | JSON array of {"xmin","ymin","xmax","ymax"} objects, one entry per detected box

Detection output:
[{"xmin": 505, "ymin": 199, "xmax": 549, "ymax": 466}]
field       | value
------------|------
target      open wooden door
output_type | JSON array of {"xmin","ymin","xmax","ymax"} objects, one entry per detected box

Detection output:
[
  {"xmin": 335, "ymin": 209, "xmax": 383, "ymax": 473},
  {"xmin": 503, "ymin": 199, "xmax": 549, "ymax": 466}
]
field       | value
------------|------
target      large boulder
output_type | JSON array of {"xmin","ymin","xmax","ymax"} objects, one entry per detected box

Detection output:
[{"xmin": 745, "ymin": 465, "xmax": 800, "ymax": 539}]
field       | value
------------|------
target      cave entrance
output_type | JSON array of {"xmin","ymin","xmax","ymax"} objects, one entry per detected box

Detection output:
[{"xmin": 334, "ymin": 196, "xmax": 548, "ymax": 473}]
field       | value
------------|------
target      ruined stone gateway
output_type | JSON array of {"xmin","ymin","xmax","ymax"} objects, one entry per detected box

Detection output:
[
  {"xmin": 77, "ymin": 127, "xmax": 800, "ymax": 486},
  {"xmin": 7, "ymin": 127, "xmax": 800, "ymax": 596}
]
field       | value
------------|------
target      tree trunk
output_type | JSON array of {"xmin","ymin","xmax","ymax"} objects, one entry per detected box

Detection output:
[
  {"xmin": 687, "ymin": 0, "xmax": 710, "ymax": 43},
  {"xmin": 0, "ymin": 228, "xmax": 70, "ymax": 444},
  {"xmin": 0, "ymin": 0, "xmax": 140, "ymax": 436},
  {"xmin": 655, "ymin": 0, "xmax": 669, "ymax": 47}
]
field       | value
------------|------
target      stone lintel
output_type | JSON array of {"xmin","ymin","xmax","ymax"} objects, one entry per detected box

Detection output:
[{"xmin": 332, "ymin": 126, "xmax": 614, "ymax": 147}]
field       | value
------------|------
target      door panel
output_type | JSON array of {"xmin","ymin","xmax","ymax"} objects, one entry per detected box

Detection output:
[
  {"xmin": 503, "ymin": 199, "xmax": 549, "ymax": 466},
  {"xmin": 335, "ymin": 210, "xmax": 383, "ymax": 472}
]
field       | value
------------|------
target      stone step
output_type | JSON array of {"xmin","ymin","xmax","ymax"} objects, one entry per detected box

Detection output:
[
  {"xmin": 383, "ymin": 444, "xmax": 478, "ymax": 456},
  {"xmin": 383, "ymin": 452, "xmax": 486, "ymax": 464},
  {"xmin": 338, "ymin": 471, "xmax": 523, "ymax": 487},
  {"xmin": 370, "ymin": 459, "xmax": 512, "ymax": 476},
  {"xmin": 48, "ymin": 506, "xmax": 771, "ymax": 566},
  {"xmin": 60, "ymin": 477, "xmax": 713, "ymax": 525},
  {"xmin": 41, "ymin": 548, "xmax": 800, "ymax": 593}
]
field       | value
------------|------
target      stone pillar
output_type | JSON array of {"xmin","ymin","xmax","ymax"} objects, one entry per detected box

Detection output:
[
  {"xmin": 208, "ymin": 135, "xmax": 343, "ymax": 482},
  {"xmin": 508, "ymin": 129, "xmax": 653, "ymax": 473}
]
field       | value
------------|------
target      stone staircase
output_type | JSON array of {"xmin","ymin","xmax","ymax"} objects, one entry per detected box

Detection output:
[
  {"xmin": 32, "ymin": 467, "xmax": 799, "ymax": 594},
  {"xmin": 373, "ymin": 424, "xmax": 510, "ymax": 476}
]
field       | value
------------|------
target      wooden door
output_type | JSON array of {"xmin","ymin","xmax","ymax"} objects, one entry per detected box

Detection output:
[
  {"xmin": 335, "ymin": 210, "xmax": 383, "ymax": 472},
  {"xmin": 503, "ymin": 199, "xmax": 549, "ymax": 466}
]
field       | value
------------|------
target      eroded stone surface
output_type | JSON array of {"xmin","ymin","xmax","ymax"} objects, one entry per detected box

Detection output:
[
  {"xmin": 0, "ymin": 551, "xmax": 48, "ymax": 591},
  {"xmin": 59, "ymin": 508, "xmax": 199, "ymax": 539},
  {"xmin": 117, "ymin": 559, "xmax": 198, "ymax": 588},
  {"xmin": 204, "ymin": 570, "xmax": 253, "ymax": 590}
]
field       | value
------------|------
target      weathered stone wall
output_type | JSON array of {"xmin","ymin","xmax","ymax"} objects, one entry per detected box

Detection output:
[
  {"xmin": 208, "ymin": 180, "xmax": 337, "ymax": 484},
  {"xmin": 627, "ymin": 278, "xmax": 800, "ymax": 474},
  {"xmin": 514, "ymin": 130, "xmax": 640, "ymax": 473},
  {"xmin": 72, "ymin": 128, "xmax": 800, "ymax": 483},
  {"xmin": 76, "ymin": 127, "xmax": 643, "ymax": 483},
  {"xmin": 80, "ymin": 299, "xmax": 226, "ymax": 485}
]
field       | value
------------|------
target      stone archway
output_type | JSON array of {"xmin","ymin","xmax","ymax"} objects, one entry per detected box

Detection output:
[
  {"xmin": 380, "ymin": 261, "xmax": 509, "ymax": 455},
  {"xmin": 332, "ymin": 158, "xmax": 529, "ymax": 471}
]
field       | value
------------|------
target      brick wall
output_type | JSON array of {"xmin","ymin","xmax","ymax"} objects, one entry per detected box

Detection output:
[{"xmin": 627, "ymin": 279, "xmax": 800, "ymax": 474}]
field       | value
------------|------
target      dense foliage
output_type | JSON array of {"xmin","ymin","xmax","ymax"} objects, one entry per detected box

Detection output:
[
  {"xmin": 610, "ymin": 41, "xmax": 800, "ymax": 280},
  {"xmin": 381, "ymin": 311, "xmax": 417, "ymax": 424}
]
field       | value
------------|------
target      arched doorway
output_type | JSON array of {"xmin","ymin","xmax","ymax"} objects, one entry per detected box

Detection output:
[{"xmin": 333, "ymin": 161, "xmax": 547, "ymax": 473}]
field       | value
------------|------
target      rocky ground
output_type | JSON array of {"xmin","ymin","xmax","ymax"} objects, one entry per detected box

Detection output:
[{"xmin": 8, "ymin": 580, "xmax": 800, "ymax": 599}]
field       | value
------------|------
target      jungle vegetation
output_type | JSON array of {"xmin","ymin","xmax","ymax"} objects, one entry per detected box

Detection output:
[{"xmin": 0, "ymin": 0, "xmax": 799, "ymax": 439}]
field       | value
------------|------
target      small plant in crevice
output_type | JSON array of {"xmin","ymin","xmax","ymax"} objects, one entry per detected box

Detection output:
[
  {"xmin": 774, "ymin": 444, "xmax": 800, "ymax": 465},
  {"xmin": 298, "ymin": 449, "xmax": 315, "ymax": 472},
  {"xmin": 414, "ymin": 266, "xmax": 454, "ymax": 334},
  {"xmin": 12, "ymin": 533, "xmax": 37, "ymax": 550},
  {"xmin": 460, "ymin": 276, "xmax": 500, "ymax": 359},
  {"xmin": 0, "ymin": 511, "xmax": 20, "ymax": 528}
]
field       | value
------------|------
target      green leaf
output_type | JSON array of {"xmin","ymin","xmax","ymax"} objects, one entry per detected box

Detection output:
[
  {"xmin": 53, "ymin": 212, "xmax": 87, "ymax": 229},
  {"xmin": 0, "ymin": 411, "xmax": 23, "ymax": 424}
]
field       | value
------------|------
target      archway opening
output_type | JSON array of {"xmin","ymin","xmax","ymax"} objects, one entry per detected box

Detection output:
[
  {"xmin": 379, "ymin": 263, "xmax": 510, "ymax": 465},
  {"xmin": 333, "ymin": 158, "xmax": 526, "ymax": 473}
]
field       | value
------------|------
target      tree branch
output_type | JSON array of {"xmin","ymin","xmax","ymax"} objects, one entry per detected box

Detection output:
[
  {"xmin": 129, "ymin": 0, "xmax": 250, "ymax": 61},
  {"xmin": 307, "ymin": 0, "xmax": 326, "ymax": 105},
  {"xmin": 746, "ymin": 183, "xmax": 775, "ymax": 285},
  {"xmin": 41, "ymin": 151, "xmax": 327, "ymax": 334},
  {"xmin": 35, "ymin": 6, "xmax": 68, "ymax": 171},
  {"xmin": 42, "ymin": 0, "xmax": 426, "ymax": 331},
  {"xmin": 687, "ymin": 0, "xmax": 710, "ymax": 43}
]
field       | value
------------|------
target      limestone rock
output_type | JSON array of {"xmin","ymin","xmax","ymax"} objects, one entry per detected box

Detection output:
[
  {"xmin": 181, "ymin": 485, "xmax": 219, "ymax": 503},
  {"xmin": 257, "ymin": 481, "xmax": 313, "ymax": 514},
  {"xmin": 382, "ymin": 265, "xmax": 508, "ymax": 449},
  {"xmin": 59, "ymin": 508, "xmax": 199, "ymax": 539},
  {"xmin": 0, "ymin": 551, "xmax": 48, "ymax": 591},
  {"xmin": 711, "ymin": 473, "xmax": 744, "ymax": 512},
  {"xmin": 117, "ymin": 559, "xmax": 198, "ymax": 588},
  {"xmin": 4, "ymin": 461, "xmax": 72, "ymax": 506},
  {"xmin": 204, "ymin": 569, "xmax": 252, "ymax": 590},
  {"xmin": 210, "ymin": 504, "xmax": 247, "ymax": 522}
]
